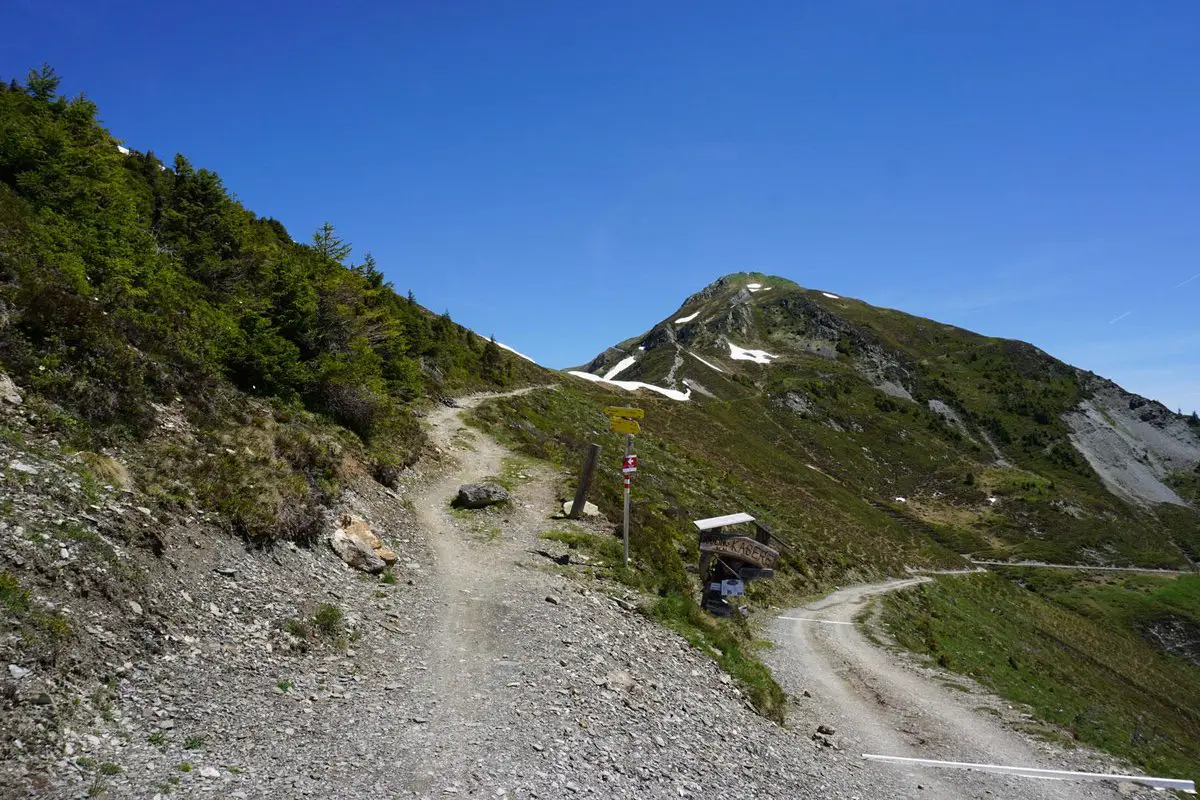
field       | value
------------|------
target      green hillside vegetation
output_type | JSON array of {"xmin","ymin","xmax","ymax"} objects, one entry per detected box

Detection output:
[
  {"xmin": 767, "ymin": 290, "xmax": 1194, "ymax": 561},
  {"xmin": 0, "ymin": 66, "xmax": 542, "ymax": 541},
  {"xmin": 470, "ymin": 382, "xmax": 970, "ymax": 718},
  {"xmin": 532, "ymin": 275, "xmax": 1198, "ymax": 728},
  {"xmin": 878, "ymin": 571, "xmax": 1200, "ymax": 779},
  {"xmin": 588, "ymin": 273, "xmax": 1199, "ymax": 567}
]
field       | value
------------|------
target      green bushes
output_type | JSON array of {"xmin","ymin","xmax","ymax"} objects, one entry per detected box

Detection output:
[
  {"xmin": 0, "ymin": 66, "xmax": 546, "ymax": 542},
  {"xmin": 0, "ymin": 67, "xmax": 538, "ymax": 441},
  {"xmin": 284, "ymin": 603, "xmax": 346, "ymax": 650}
]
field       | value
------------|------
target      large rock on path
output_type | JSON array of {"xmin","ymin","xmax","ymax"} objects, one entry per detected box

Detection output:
[
  {"xmin": 331, "ymin": 529, "xmax": 386, "ymax": 574},
  {"xmin": 329, "ymin": 513, "xmax": 393, "ymax": 573},
  {"xmin": 453, "ymin": 482, "xmax": 510, "ymax": 509}
]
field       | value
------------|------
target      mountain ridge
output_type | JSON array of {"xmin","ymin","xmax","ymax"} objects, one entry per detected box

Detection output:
[{"xmin": 563, "ymin": 271, "xmax": 1200, "ymax": 562}]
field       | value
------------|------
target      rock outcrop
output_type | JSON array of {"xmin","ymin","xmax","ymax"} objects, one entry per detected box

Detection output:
[
  {"xmin": 453, "ymin": 482, "xmax": 510, "ymax": 509},
  {"xmin": 329, "ymin": 513, "xmax": 397, "ymax": 573},
  {"xmin": 0, "ymin": 373, "xmax": 22, "ymax": 406}
]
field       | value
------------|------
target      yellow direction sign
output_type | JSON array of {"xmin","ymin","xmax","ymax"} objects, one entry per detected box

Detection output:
[
  {"xmin": 610, "ymin": 418, "xmax": 641, "ymax": 435},
  {"xmin": 604, "ymin": 406, "xmax": 645, "ymax": 420}
]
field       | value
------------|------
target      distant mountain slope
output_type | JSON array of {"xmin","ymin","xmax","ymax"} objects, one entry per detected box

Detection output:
[{"xmin": 562, "ymin": 272, "xmax": 1200, "ymax": 568}]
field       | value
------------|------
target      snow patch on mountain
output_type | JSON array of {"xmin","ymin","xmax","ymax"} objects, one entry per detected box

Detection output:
[
  {"xmin": 822, "ymin": 292, "xmax": 840, "ymax": 299},
  {"xmin": 727, "ymin": 342, "xmax": 778, "ymax": 365},
  {"xmin": 602, "ymin": 356, "xmax": 638, "ymax": 380},
  {"xmin": 496, "ymin": 342, "xmax": 537, "ymax": 364},
  {"xmin": 686, "ymin": 350, "xmax": 725, "ymax": 374},
  {"xmin": 567, "ymin": 371, "xmax": 691, "ymax": 402},
  {"xmin": 674, "ymin": 311, "xmax": 700, "ymax": 324}
]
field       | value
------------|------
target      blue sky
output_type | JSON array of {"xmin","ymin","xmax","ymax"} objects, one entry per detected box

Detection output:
[{"xmin": 4, "ymin": 1, "xmax": 1198, "ymax": 412}]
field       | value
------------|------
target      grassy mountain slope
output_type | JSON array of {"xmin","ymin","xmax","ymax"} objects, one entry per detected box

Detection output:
[
  {"xmin": 879, "ymin": 571, "xmax": 1200, "ymax": 779},
  {"xmin": 570, "ymin": 272, "xmax": 1200, "ymax": 569},
  {"xmin": 0, "ymin": 67, "xmax": 547, "ymax": 542},
  {"xmin": 519, "ymin": 272, "xmax": 1200, "ymax": 769}
]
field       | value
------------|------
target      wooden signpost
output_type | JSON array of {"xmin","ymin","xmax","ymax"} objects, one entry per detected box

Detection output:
[
  {"xmin": 603, "ymin": 406, "xmax": 643, "ymax": 567},
  {"xmin": 698, "ymin": 536, "xmax": 780, "ymax": 569},
  {"xmin": 568, "ymin": 443, "xmax": 602, "ymax": 519},
  {"xmin": 693, "ymin": 513, "xmax": 783, "ymax": 616}
]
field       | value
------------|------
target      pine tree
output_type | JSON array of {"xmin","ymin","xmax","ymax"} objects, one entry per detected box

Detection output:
[
  {"xmin": 357, "ymin": 252, "xmax": 385, "ymax": 288},
  {"xmin": 24, "ymin": 63, "xmax": 60, "ymax": 102},
  {"xmin": 313, "ymin": 222, "xmax": 351, "ymax": 264}
]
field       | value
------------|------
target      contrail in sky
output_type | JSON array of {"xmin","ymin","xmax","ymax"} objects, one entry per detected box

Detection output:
[
  {"xmin": 1173, "ymin": 271, "xmax": 1200, "ymax": 289},
  {"xmin": 1108, "ymin": 311, "xmax": 1132, "ymax": 325}
]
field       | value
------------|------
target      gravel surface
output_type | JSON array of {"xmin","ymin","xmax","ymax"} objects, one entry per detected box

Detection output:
[
  {"xmin": 0, "ymin": 389, "xmax": 855, "ymax": 798},
  {"xmin": 764, "ymin": 580, "xmax": 1167, "ymax": 800}
]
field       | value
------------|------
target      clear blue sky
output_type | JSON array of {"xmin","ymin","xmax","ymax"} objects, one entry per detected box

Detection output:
[{"xmin": 4, "ymin": 1, "xmax": 1198, "ymax": 412}]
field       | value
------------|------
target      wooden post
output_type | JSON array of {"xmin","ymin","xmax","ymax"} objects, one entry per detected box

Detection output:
[
  {"xmin": 568, "ymin": 443, "xmax": 602, "ymax": 519},
  {"xmin": 622, "ymin": 433, "xmax": 633, "ymax": 567}
]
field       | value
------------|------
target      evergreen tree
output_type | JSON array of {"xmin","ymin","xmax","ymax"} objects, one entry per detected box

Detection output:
[
  {"xmin": 24, "ymin": 63, "xmax": 59, "ymax": 102},
  {"xmin": 313, "ymin": 221, "xmax": 351, "ymax": 264},
  {"xmin": 357, "ymin": 251, "xmax": 385, "ymax": 288}
]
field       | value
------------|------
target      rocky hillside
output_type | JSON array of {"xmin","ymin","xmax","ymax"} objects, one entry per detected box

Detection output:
[
  {"xmin": 559, "ymin": 272, "xmax": 1200, "ymax": 570},
  {"xmin": 0, "ymin": 67, "xmax": 556, "ymax": 791}
]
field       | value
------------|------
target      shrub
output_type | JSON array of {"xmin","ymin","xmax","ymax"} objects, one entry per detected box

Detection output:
[{"xmin": 313, "ymin": 604, "xmax": 343, "ymax": 637}]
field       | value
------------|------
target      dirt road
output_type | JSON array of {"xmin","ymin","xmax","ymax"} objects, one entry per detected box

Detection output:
[
  {"xmin": 764, "ymin": 579, "xmax": 1157, "ymax": 799},
  {"xmin": 403, "ymin": 388, "xmax": 564, "ymax": 794}
]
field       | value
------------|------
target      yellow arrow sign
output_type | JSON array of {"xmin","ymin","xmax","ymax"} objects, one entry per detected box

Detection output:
[
  {"xmin": 610, "ymin": 418, "xmax": 641, "ymax": 435},
  {"xmin": 603, "ymin": 406, "xmax": 645, "ymax": 420}
]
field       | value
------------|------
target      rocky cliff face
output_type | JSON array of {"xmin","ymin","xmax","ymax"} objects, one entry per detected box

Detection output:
[{"xmin": 1066, "ymin": 376, "xmax": 1200, "ymax": 506}]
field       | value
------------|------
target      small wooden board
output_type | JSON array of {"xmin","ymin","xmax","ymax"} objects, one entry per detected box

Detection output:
[{"xmin": 699, "ymin": 536, "xmax": 780, "ymax": 569}]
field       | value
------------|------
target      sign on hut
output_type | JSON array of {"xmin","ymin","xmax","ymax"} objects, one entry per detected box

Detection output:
[{"xmin": 694, "ymin": 512, "xmax": 781, "ymax": 616}]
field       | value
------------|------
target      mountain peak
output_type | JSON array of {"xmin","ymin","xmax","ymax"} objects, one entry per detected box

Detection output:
[
  {"xmin": 681, "ymin": 273, "xmax": 803, "ymax": 308},
  {"xmin": 569, "ymin": 274, "xmax": 1200, "ymax": 510}
]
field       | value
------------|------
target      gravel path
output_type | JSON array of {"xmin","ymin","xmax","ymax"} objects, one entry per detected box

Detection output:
[
  {"xmin": 12, "ymin": 388, "xmax": 848, "ymax": 799},
  {"xmin": 764, "ymin": 579, "xmax": 1160, "ymax": 800}
]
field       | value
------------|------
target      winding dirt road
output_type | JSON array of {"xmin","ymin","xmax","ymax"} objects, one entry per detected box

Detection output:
[{"xmin": 764, "ymin": 579, "xmax": 1157, "ymax": 800}]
